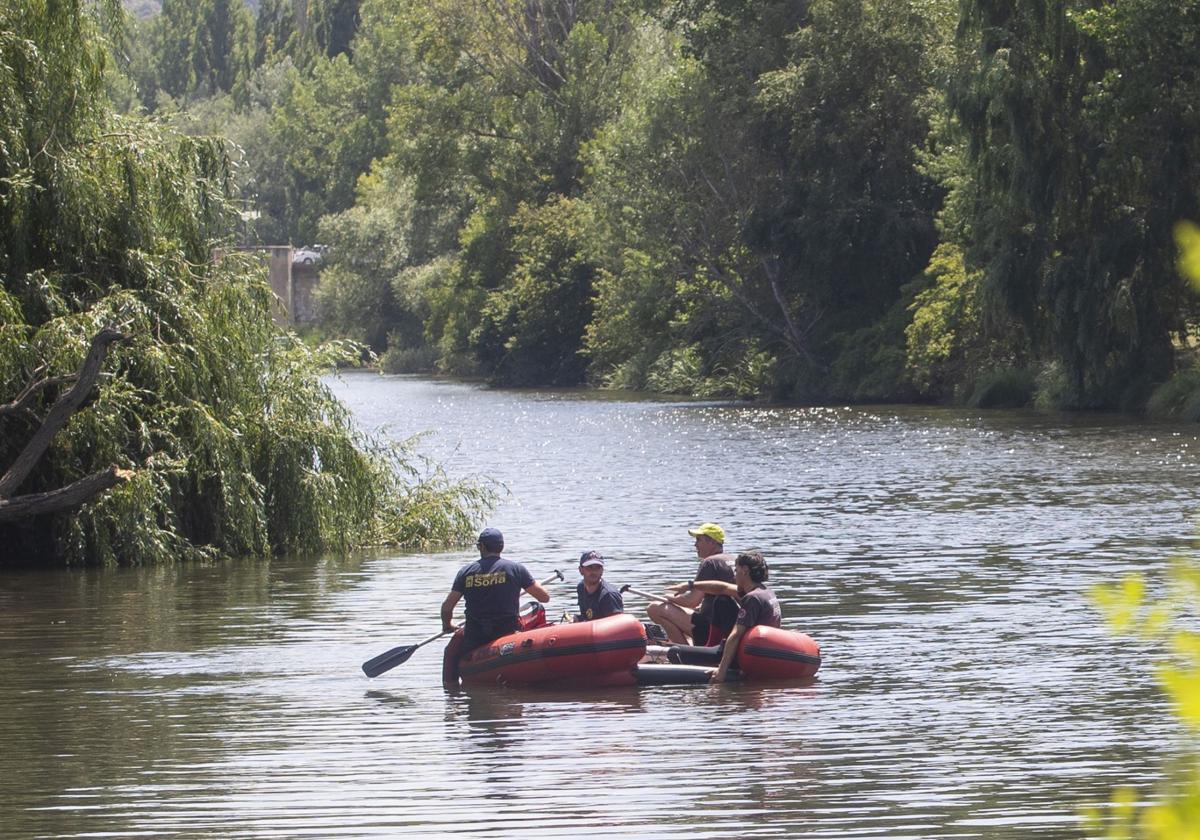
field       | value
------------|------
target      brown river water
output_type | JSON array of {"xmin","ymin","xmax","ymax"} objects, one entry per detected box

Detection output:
[{"xmin": 2, "ymin": 371, "xmax": 1199, "ymax": 838}]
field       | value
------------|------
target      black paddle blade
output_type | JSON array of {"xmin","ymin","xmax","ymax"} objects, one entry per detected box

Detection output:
[{"xmin": 362, "ymin": 644, "xmax": 417, "ymax": 678}]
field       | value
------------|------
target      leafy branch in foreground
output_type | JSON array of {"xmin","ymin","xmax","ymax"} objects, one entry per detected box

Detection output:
[
  {"xmin": 1082, "ymin": 224, "xmax": 1200, "ymax": 838},
  {"xmin": 1088, "ymin": 565, "xmax": 1200, "ymax": 839}
]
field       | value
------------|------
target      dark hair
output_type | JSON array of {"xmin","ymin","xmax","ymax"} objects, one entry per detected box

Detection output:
[{"xmin": 736, "ymin": 550, "xmax": 769, "ymax": 583}]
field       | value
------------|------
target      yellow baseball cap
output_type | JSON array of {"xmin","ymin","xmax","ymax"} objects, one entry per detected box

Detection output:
[{"xmin": 687, "ymin": 523, "xmax": 725, "ymax": 543}]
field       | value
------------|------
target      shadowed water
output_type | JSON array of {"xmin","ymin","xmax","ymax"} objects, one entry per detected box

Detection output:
[{"xmin": 2, "ymin": 371, "xmax": 1197, "ymax": 838}]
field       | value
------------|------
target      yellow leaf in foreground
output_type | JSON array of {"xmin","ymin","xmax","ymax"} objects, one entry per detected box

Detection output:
[{"xmin": 1174, "ymin": 222, "xmax": 1200, "ymax": 289}]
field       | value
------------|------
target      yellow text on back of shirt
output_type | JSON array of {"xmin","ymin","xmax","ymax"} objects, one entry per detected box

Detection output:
[{"xmin": 465, "ymin": 571, "xmax": 507, "ymax": 588}]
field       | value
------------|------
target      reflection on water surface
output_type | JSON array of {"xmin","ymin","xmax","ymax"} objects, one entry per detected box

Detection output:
[{"xmin": 1, "ymin": 372, "xmax": 1197, "ymax": 837}]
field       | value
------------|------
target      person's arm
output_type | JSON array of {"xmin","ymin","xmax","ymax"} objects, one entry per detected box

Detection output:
[
  {"xmin": 695, "ymin": 579, "xmax": 740, "ymax": 599},
  {"xmin": 441, "ymin": 590, "xmax": 462, "ymax": 633},
  {"xmin": 597, "ymin": 588, "xmax": 623, "ymax": 617},
  {"xmin": 661, "ymin": 582, "xmax": 705, "ymax": 609},
  {"xmin": 609, "ymin": 588, "xmax": 625, "ymax": 614},
  {"xmin": 666, "ymin": 578, "xmax": 738, "ymax": 601},
  {"xmin": 525, "ymin": 581, "xmax": 550, "ymax": 603},
  {"xmin": 710, "ymin": 624, "xmax": 746, "ymax": 683}
]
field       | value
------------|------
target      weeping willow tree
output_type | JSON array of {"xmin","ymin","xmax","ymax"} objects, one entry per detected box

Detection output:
[
  {"xmin": 0, "ymin": 0, "xmax": 491, "ymax": 565},
  {"xmin": 950, "ymin": 0, "xmax": 1200, "ymax": 409}
]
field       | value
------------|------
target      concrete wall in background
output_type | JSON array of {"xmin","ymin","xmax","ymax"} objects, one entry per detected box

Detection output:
[
  {"xmin": 290, "ymin": 263, "xmax": 320, "ymax": 325},
  {"xmin": 213, "ymin": 246, "xmax": 319, "ymax": 327},
  {"xmin": 266, "ymin": 247, "xmax": 293, "ymax": 326}
]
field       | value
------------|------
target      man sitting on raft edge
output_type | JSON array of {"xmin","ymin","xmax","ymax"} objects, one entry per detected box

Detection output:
[
  {"xmin": 648, "ymin": 523, "xmax": 738, "ymax": 645},
  {"xmin": 440, "ymin": 527, "xmax": 550, "ymax": 687},
  {"xmin": 665, "ymin": 550, "xmax": 781, "ymax": 683}
]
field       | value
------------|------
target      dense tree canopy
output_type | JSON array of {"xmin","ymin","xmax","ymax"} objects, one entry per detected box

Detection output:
[
  {"xmin": 103, "ymin": 0, "xmax": 1200, "ymax": 412},
  {"xmin": 0, "ymin": 0, "xmax": 490, "ymax": 564}
]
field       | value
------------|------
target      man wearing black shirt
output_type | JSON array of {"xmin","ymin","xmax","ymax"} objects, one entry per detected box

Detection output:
[
  {"xmin": 649, "ymin": 523, "xmax": 737, "ymax": 645},
  {"xmin": 576, "ymin": 550, "xmax": 624, "ymax": 620},
  {"xmin": 664, "ymin": 550, "xmax": 782, "ymax": 682},
  {"xmin": 710, "ymin": 551, "xmax": 780, "ymax": 682}
]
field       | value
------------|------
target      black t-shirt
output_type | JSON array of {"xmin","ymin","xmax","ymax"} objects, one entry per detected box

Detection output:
[
  {"xmin": 577, "ymin": 579, "xmax": 624, "ymax": 621},
  {"xmin": 696, "ymin": 553, "xmax": 738, "ymax": 631},
  {"xmin": 737, "ymin": 585, "xmax": 782, "ymax": 630},
  {"xmin": 452, "ymin": 555, "xmax": 535, "ymax": 625}
]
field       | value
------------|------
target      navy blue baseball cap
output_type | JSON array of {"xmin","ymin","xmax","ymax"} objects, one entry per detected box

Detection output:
[
  {"xmin": 579, "ymin": 550, "xmax": 604, "ymax": 567},
  {"xmin": 477, "ymin": 528, "xmax": 504, "ymax": 550}
]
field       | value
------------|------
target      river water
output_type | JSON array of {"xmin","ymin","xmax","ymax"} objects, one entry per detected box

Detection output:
[{"xmin": 2, "ymin": 371, "xmax": 1198, "ymax": 838}]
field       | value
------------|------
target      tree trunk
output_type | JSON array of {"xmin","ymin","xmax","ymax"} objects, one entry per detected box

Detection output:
[
  {"xmin": 0, "ymin": 467, "xmax": 133, "ymax": 522},
  {"xmin": 0, "ymin": 327, "xmax": 125, "ymax": 499},
  {"xmin": 0, "ymin": 327, "xmax": 134, "ymax": 522}
]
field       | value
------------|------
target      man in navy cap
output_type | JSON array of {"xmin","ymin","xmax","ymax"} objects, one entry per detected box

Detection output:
[
  {"xmin": 576, "ymin": 550, "xmax": 624, "ymax": 621},
  {"xmin": 441, "ymin": 528, "xmax": 550, "ymax": 658}
]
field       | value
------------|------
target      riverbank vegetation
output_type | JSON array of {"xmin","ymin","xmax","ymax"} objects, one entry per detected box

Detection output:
[
  {"xmin": 113, "ymin": 0, "xmax": 1200, "ymax": 414},
  {"xmin": 0, "ymin": 0, "xmax": 493, "ymax": 565}
]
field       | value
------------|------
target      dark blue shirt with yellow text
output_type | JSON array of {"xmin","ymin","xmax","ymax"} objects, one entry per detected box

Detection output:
[{"xmin": 452, "ymin": 555, "xmax": 535, "ymax": 625}]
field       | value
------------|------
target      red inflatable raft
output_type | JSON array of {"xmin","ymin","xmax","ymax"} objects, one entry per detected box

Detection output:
[
  {"xmin": 460, "ymin": 613, "xmax": 647, "ymax": 688},
  {"xmin": 455, "ymin": 611, "xmax": 821, "ymax": 688}
]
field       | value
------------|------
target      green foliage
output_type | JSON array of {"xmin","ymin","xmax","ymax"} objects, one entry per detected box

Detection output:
[
  {"xmin": 1146, "ymin": 369, "xmax": 1200, "ymax": 423},
  {"xmin": 266, "ymin": 52, "xmax": 385, "ymax": 242},
  {"xmin": 1178, "ymin": 223, "xmax": 1200, "ymax": 293},
  {"xmin": 252, "ymin": 0, "xmax": 294, "ymax": 67},
  {"xmin": 105, "ymin": 0, "xmax": 1200, "ymax": 413},
  {"xmin": 1088, "ymin": 564, "xmax": 1200, "ymax": 839},
  {"xmin": 383, "ymin": 0, "xmax": 642, "ymax": 378},
  {"xmin": 584, "ymin": 0, "xmax": 940, "ymax": 399},
  {"xmin": 585, "ymin": 249, "xmax": 679, "ymax": 390},
  {"xmin": 150, "ymin": 0, "xmax": 254, "ymax": 103},
  {"xmin": 951, "ymin": 0, "xmax": 1200, "ymax": 409},
  {"xmin": 313, "ymin": 158, "xmax": 460, "ymax": 353},
  {"xmin": 644, "ymin": 344, "xmax": 704, "ymax": 394},
  {"xmin": 379, "ymin": 342, "xmax": 436, "ymax": 373},
  {"xmin": 904, "ymin": 242, "xmax": 1032, "ymax": 403},
  {"xmin": 0, "ymin": 0, "xmax": 490, "ymax": 564},
  {"xmin": 1032, "ymin": 360, "xmax": 1071, "ymax": 412},
  {"xmin": 1082, "ymin": 201, "xmax": 1200, "ymax": 840},
  {"xmin": 751, "ymin": 0, "xmax": 939, "ymax": 334},
  {"xmin": 905, "ymin": 244, "xmax": 981, "ymax": 396},
  {"xmin": 825, "ymin": 292, "xmax": 917, "ymax": 403},
  {"xmin": 579, "ymin": 36, "xmax": 709, "ymax": 390},
  {"xmin": 640, "ymin": 339, "xmax": 776, "ymax": 399},
  {"xmin": 473, "ymin": 197, "xmax": 597, "ymax": 386},
  {"xmin": 308, "ymin": 0, "xmax": 362, "ymax": 60},
  {"xmin": 964, "ymin": 367, "xmax": 1032, "ymax": 409},
  {"xmin": 1145, "ymin": 224, "xmax": 1200, "ymax": 422}
]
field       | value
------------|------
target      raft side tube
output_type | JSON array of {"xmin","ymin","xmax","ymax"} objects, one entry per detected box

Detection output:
[
  {"xmin": 737, "ymin": 626, "xmax": 821, "ymax": 680},
  {"xmin": 460, "ymin": 613, "xmax": 647, "ymax": 687}
]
